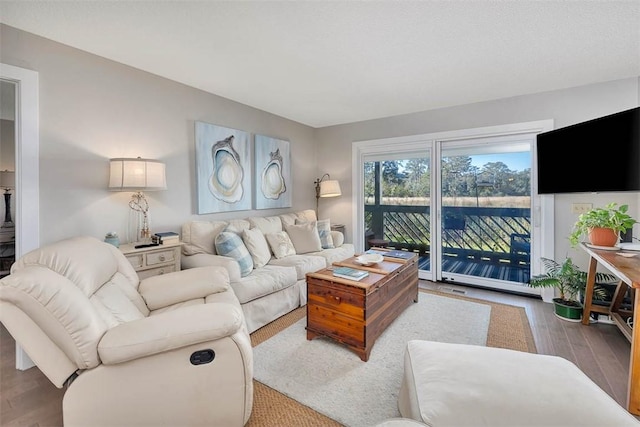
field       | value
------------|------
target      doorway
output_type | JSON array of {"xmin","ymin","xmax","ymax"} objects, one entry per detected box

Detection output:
[
  {"xmin": 1, "ymin": 63, "xmax": 40, "ymax": 370},
  {"xmin": 0, "ymin": 80, "xmax": 16, "ymax": 277}
]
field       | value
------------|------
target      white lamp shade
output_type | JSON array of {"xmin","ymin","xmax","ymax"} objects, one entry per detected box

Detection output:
[
  {"xmin": 109, "ymin": 158, "xmax": 167, "ymax": 191},
  {"xmin": 319, "ymin": 179, "xmax": 341, "ymax": 198},
  {"xmin": 0, "ymin": 170, "xmax": 15, "ymax": 188}
]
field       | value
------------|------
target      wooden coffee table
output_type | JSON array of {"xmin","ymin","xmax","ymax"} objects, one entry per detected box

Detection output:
[{"xmin": 305, "ymin": 249, "xmax": 418, "ymax": 361}]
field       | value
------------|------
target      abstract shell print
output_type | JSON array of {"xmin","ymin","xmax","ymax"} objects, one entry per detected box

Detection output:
[
  {"xmin": 255, "ymin": 135, "xmax": 291, "ymax": 209},
  {"xmin": 196, "ymin": 121, "xmax": 251, "ymax": 214}
]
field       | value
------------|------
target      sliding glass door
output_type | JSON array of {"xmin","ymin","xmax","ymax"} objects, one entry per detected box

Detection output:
[
  {"xmin": 354, "ymin": 124, "xmax": 548, "ymax": 295},
  {"xmin": 437, "ymin": 135, "xmax": 536, "ymax": 294}
]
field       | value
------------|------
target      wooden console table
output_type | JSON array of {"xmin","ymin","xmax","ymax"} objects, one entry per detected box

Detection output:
[{"xmin": 581, "ymin": 243, "xmax": 640, "ymax": 415}]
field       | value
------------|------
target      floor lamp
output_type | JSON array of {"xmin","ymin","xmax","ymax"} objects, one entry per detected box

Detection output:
[
  {"xmin": 0, "ymin": 170, "xmax": 15, "ymax": 228},
  {"xmin": 109, "ymin": 157, "xmax": 167, "ymax": 244},
  {"xmin": 314, "ymin": 173, "xmax": 341, "ymax": 218}
]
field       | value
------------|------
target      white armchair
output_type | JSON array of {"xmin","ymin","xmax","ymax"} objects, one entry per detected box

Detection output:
[{"xmin": 0, "ymin": 236, "xmax": 253, "ymax": 427}]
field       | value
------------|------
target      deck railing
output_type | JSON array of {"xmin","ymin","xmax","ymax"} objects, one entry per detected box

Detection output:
[{"xmin": 365, "ymin": 205, "xmax": 531, "ymax": 267}]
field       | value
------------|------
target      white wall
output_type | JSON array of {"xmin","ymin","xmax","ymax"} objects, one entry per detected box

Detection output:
[
  {"xmin": 0, "ymin": 24, "xmax": 317, "ymax": 245},
  {"xmin": 315, "ymin": 77, "xmax": 640, "ymax": 270}
]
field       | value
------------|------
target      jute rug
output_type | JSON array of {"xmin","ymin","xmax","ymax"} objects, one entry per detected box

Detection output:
[
  {"xmin": 252, "ymin": 292, "xmax": 490, "ymax": 427},
  {"xmin": 246, "ymin": 289, "xmax": 537, "ymax": 427}
]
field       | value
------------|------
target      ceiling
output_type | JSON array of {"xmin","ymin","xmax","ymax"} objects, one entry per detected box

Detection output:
[{"xmin": 1, "ymin": 1, "xmax": 639, "ymax": 128}]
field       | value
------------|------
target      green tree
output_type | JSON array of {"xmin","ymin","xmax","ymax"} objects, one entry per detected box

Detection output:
[
  {"xmin": 363, "ymin": 162, "xmax": 376, "ymax": 204},
  {"xmin": 405, "ymin": 158, "xmax": 429, "ymax": 197},
  {"xmin": 441, "ymin": 156, "xmax": 473, "ymax": 197}
]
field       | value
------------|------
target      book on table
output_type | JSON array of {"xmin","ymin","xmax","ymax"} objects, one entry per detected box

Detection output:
[
  {"xmin": 332, "ymin": 266, "xmax": 369, "ymax": 281},
  {"xmin": 154, "ymin": 232, "xmax": 179, "ymax": 238},
  {"xmin": 152, "ymin": 232, "xmax": 180, "ymax": 245}
]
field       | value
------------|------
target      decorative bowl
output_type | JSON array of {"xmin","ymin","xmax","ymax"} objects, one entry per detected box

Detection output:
[{"xmin": 354, "ymin": 253, "xmax": 384, "ymax": 266}]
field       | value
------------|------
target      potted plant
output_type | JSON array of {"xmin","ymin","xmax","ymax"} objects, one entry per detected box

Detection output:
[
  {"xmin": 528, "ymin": 257, "xmax": 615, "ymax": 321},
  {"xmin": 568, "ymin": 202, "xmax": 637, "ymax": 247}
]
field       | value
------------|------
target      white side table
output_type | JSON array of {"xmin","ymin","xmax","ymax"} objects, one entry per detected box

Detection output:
[{"xmin": 119, "ymin": 241, "xmax": 182, "ymax": 279}]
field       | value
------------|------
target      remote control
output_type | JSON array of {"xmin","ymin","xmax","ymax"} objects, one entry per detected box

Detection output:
[{"xmin": 134, "ymin": 243, "xmax": 160, "ymax": 249}]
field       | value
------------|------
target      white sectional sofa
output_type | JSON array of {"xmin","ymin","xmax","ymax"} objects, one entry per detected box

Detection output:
[{"xmin": 181, "ymin": 209, "xmax": 355, "ymax": 333}]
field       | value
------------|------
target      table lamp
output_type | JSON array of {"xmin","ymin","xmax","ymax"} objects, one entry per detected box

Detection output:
[
  {"xmin": 109, "ymin": 157, "xmax": 166, "ymax": 244},
  {"xmin": 314, "ymin": 173, "xmax": 341, "ymax": 217}
]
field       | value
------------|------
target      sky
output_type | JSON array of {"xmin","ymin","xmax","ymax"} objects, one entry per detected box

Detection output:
[
  {"xmin": 470, "ymin": 152, "xmax": 531, "ymax": 172},
  {"xmin": 383, "ymin": 151, "xmax": 532, "ymax": 174}
]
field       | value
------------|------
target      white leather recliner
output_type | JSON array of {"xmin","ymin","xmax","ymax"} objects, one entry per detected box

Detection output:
[{"xmin": 0, "ymin": 236, "xmax": 253, "ymax": 426}]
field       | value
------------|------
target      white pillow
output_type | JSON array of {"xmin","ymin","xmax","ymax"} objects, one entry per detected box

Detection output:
[
  {"xmin": 265, "ymin": 231, "xmax": 297, "ymax": 259},
  {"xmin": 242, "ymin": 228, "xmax": 272, "ymax": 268},
  {"xmin": 285, "ymin": 222, "xmax": 323, "ymax": 254},
  {"xmin": 316, "ymin": 219, "xmax": 335, "ymax": 249},
  {"xmin": 296, "ymin": 218, "xmax": 335, "ymax": 249}
]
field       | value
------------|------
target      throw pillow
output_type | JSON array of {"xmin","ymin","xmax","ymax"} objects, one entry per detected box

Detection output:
[
  {"xmin": 285, "ymin": 222, "xmax": 323, "ymax": 254},
  {"xmin": 265, "ymin": 231, "xmax": 296, "ymax": 259},
  {"xmin": 295, "ymin": 218, "xmax": 335, "ymax": 249},
  {"xmin": 215, "ymin": 231, "xmax": 253, "ymax": 277},
  {"xmin": 242, "ymin": 228, "xmax": 272, "ymax": 269},
  {"xmin": 316, "ymin": 218, "xmax": 335, "ymax": 249}
]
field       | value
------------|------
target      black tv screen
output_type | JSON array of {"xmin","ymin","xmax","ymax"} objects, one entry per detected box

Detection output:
[{"xmin": 536, "ymin": 107, "xmax": 640, "ymax": 194}]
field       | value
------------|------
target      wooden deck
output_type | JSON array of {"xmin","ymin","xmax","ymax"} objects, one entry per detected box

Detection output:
[{"xmin": 418, "ymin": 253, "xmax": 530, "ymax": 284}]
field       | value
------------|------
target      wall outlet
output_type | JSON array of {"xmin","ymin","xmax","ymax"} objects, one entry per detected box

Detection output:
[{"xmin": 571, "ymin": 203, "xmax": 593, "ymax": 214}]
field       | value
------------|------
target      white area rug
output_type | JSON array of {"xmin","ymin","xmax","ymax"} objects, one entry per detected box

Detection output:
[{"xmin": 253, "ymin": 292, "xmax": 491, "ymax": 427}]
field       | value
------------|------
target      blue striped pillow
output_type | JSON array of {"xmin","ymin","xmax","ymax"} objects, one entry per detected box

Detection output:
[
  {"xmin": 316, "ymin": 219, "xmax": 335, "ymax": 249},
  {"xmin": 215, "ymin": 231, "xmax": 253, "ymax": 277}
]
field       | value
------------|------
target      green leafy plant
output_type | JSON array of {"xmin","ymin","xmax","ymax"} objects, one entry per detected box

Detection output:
[
  {"xmin": 528, "ymin": 257, "xmax": 614, "ymax": 303},
  {"xmin": 568, "ymin": 202, "xmax": 637, "ymax": 247}
]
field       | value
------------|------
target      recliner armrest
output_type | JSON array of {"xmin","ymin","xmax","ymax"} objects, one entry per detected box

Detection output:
[
  {"xmin": 98, "ymin": 303, "xmax": 243, "ymax": 364},
  {"xmin": 139, "ymin": 266, "xmax": 230, "ymax": 310}
]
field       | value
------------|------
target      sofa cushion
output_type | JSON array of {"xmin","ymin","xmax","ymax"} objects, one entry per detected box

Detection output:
[
  {"xmin": 268, "ymin": 254, "xmax": 327, "ymax": 280},
  {"xmin": 308, "ymin": 244, "xmax": 355, "ymax": 265},
  {"xmin": 265, "ymin": 231, "xmax": 296, "ymax": 259},
  {"xmin": 227, "ymin": 219, "xmax": 251, "ymax": 234},
  {"xmin": 230, "ymin": 265, "xmax": 297, "ymax": 304},
  {"xmin": 248, "ymin": 216, "xmax": 283, "ymax": 234},
  {"xmin": 181, "ymin": 220, "xmax": 227, "ymax": 256},
  {"xmin": 242, "ymin": 228, "xmax": 272, "ymax": 269},
  {"xmin": 215, "ymin": 231, "xmax": 253, "ymax": 277},
  {"xmin": 278, "ymin": 212, "xmax": 299, "ymax": 227},
  {"xmin": 285, "ymin": 222, "xmax": 323, "ymax": 254}
]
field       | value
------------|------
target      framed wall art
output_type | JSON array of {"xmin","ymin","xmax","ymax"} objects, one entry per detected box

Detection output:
[
  {"xmin": 195, "ymin": 121, "xmax": 252, "ymax": 214},
  {"xmin": 254, "ymin": 134, "xmax": 291, "ymax": 209}
]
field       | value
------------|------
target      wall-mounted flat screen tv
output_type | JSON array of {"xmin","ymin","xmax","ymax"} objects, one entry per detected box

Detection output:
[{"xmin": 536, "ymin": 106, "xmax": 639, "ymax": 194}]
